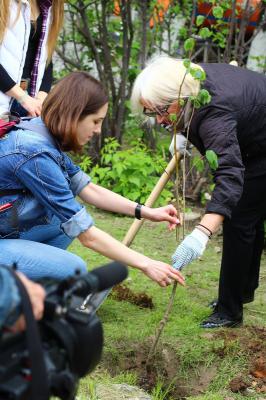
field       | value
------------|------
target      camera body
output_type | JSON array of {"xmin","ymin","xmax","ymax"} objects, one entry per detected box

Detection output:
[{"xmin": 0, "ymin": 262, "xmax": 128, "ymax": 400}]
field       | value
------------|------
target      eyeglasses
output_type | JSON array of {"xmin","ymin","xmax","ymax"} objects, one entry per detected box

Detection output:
[
  {"xmin": 143, "ymin": 97, "xmax": 190, "ymax": 118},
  {"xmin": 143, "ymin": 104, "xmax": 171, "ymax": 117}
]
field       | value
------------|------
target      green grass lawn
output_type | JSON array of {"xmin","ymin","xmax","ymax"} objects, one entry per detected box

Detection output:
[{"xmin": 69, "ymin": 205, "xmax": 266, "ymax": 400}]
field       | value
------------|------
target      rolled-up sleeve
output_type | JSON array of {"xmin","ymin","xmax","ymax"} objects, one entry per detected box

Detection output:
[
  {"xmin": 16, "ymin": 152, "xmax": 94, "ymax": 238},
  {"xmin": 70, "ymin": 170, "xmax": 91, "ymax": 196},
  {"xmin": 61, "ymin": 206, "xmax": 94, "ymax": 238},
  {"xmin": 198, "ymin": 110, "xmax": 245, "ymax": 219},
  {"xmin": 63, "ymin": 154, "xmax": 91, "ymax": 195}
]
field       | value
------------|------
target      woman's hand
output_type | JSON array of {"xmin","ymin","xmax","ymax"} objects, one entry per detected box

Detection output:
[
  {"xmin": 6, "ymin": 84, "xmax": 43, "ymax": 117},
  {"xmin": 141, "ymin": 259, "xmax": 185, "ymax": 287},
  {"xmin": 36, "ymin": 90, "xmax": 48, "ymax": 104},
  {"xmin": 142, "ymin": 204, "xmax": 181, "ymax": 231},
  {"xmin": 20, "ymin": 95, "xmax": 42, "ymax": 117}
]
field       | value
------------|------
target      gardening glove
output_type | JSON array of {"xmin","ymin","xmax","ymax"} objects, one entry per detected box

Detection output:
[
  {"xmin": 169, "ymin": 134, "xmax": 191, "ymax": 157},
  {"xmin": 172, "ymin": 228, "xmax": 209, "ymax": 271}
]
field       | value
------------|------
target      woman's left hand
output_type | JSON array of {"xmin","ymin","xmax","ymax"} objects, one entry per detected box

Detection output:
[{"xmin": 142, "ymin": 205, "xmax": 181, "ymax": 230}]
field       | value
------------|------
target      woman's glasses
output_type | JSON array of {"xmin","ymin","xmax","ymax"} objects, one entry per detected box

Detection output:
[
  {"xmin": 143, "ymin": 104, "xmax": 171, "ymax": 117},
  {"xmin": 143, "ymin": 97, "xmax": 189, "ymax": 118}
]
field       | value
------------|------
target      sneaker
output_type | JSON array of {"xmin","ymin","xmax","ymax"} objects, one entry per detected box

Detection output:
[{"xmin": 200, "ymin": 311, "xmax": 243, "ymax": 329}]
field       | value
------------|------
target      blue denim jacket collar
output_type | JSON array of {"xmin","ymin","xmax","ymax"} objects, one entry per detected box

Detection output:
[{"xmin": 16, "ymin": 117, "xmax": 59, "ymax": 148}]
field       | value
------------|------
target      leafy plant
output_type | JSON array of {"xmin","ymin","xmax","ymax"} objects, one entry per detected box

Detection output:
[
  {"xmin": 81, "ymin": 138, "xmax": 173, "ymax": 206},
  {"xmin": 206, "ymin": 150, "xmax": 218, "ymax": 170}
]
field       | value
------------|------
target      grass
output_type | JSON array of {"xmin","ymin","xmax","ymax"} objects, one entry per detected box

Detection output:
[{"xmin": 68, "ymin": 205, "xmax": 266, "ymax": 400}]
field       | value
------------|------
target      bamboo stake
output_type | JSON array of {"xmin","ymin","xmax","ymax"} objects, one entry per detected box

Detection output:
[{"xmin": 123, "ymin": 153, "xmax": 181, "ymax": 247}]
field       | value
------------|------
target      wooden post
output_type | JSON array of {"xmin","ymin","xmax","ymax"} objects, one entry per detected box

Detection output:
[{"xmin": 123, "ymin": 153, "xmax": 181, "ymax": 246}]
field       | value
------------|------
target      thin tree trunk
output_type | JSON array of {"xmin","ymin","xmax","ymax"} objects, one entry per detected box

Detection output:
[{"xmin": 224, "ymin": 0, "xmax": 236, "ymax": 63}]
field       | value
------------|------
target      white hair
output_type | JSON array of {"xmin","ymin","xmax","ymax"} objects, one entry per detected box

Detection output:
[{"xmin": 131, "ymin": 55, "xmax": 203, "ymax": 114}]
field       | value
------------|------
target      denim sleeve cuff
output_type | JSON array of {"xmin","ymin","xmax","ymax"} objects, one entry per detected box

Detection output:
[
  {"xmin": 61, "ymin": 206, "xmax": 94, "ymax": 238},
  {"xmin": 0, "ymin": 269, "xmax": 21, "ymax": 328},
  {"xmin": 70, "ymin": 171, "xmax": 91, "ymax": 196}
]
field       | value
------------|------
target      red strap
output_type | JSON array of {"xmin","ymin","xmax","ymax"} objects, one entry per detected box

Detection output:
[{"xmin": 0, "ymin": 119, "xmax": 17, "ymax": 138}]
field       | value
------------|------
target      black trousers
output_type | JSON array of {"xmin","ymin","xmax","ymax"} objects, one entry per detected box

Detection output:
[{"xmin": 217, "ymin": 173, "xmax": 266, "ymax": 319}]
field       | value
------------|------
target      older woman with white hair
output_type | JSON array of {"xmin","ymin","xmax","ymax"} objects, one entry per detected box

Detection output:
[{"xmin": 131, "ymin": 56, "xmax": 266, "ymax": 328}]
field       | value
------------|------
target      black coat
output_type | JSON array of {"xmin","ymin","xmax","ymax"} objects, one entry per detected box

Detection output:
[{"xmin": 186, "ymin": 63, "xmax": 266, "ymax": 219}]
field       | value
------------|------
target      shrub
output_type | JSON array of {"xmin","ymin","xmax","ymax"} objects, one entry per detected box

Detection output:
[{"xmin": 80, "ymin": 138, "xmax": 173, "ymax": 205}]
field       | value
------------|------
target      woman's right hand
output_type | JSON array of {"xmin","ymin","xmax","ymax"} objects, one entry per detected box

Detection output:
[
  {"xmin": 141, "ymin": 259, "xmax": 185, "ymax": 287},
  {"xmin": 20, "ymin": 95, "xmax": 42, "ymax": 117}
]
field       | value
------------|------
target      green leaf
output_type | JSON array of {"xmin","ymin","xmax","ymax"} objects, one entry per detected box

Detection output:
[
  {"xmin": 128, "ymin": 176, "xmax": 140, "ymax": 186},
  {"xmin": 183, "ymin": 59, "xmax": 191, "ymax": 69},
  {"xmin": 169, "ymin": 113, "xmax": 177, "ymax": 122},
  {"xmin": 184, "ymin": 38, "xmax": 195, "ymax": 52},
  {"xmin": 206, "ymin": 150, "xmax": 218, "ymax": 170},
  {"xmin": 190, "ymin": 68, "xmax": 206, "ymax": 81},
  {"xmin": 198, "ymin": 89, "xmax": 212, "ymax": 105},
  {"xmin": 199, "ymin": 27, "xmax": 212, "ymax": 39},
  {"xmin": 192, "ymin": 155, "xmax": 205, "ymax": 173},
  {"xmin": 196, "ymin": 15, "xmax": 205, "ymax": 26},
  {"xmin": 212, "ymin": 6, "xmax": 224, "ymax": 19}
]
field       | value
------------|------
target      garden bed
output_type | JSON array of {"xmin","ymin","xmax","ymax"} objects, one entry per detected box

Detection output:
[{"xmin": 72, "ymin": 207, "xmax": 265, "ymax": 399}]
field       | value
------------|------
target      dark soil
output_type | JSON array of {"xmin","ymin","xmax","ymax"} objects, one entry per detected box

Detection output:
[
  {"xmin": 216, "ymin": 326, "xmax": 266, "ymax": 396},
  {"xmin": 111, "ymin": 284, "xmax": 154, "ymax": 309},
  {"xmin": 103, "ymin": 326, "xmax": 266, "ymax": 399}
]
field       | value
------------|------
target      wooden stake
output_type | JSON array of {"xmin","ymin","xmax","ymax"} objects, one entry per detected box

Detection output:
[{"xmin": 123, "ymin": 153, "xmax": 181, "ymax": 246}]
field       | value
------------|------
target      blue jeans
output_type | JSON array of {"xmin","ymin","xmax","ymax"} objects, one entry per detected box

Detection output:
[
  {"xmin": 10, "ymin": 99, "xmax": 28, "ymax": 117},
  {"xmin": 0, "ymin": 218, "xmax": 87, "ymax": 281}
]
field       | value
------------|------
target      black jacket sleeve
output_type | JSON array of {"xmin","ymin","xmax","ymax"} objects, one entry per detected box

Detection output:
[
  {"xmin": 39, "ymin": 61, "xmax": 53, "ymax": 93},
  {"xmin": 0, "ymin": 64, "xmax": 16, "ymax": 93},
  {"xmin": 198, "ymin": 109, "xmax": 245, "ymax": 218}
]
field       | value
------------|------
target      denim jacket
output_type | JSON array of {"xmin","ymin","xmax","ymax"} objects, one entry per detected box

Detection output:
[{"xmin": 0, "ymin": 117, "xmax": 94, "ymax": 239}]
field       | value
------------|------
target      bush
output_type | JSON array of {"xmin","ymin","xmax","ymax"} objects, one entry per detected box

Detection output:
[{"xmin": 80, "ymin": 138, "xmax": 173, "ymax": 205}]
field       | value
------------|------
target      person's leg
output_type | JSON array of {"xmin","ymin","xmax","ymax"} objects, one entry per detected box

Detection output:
[
  {"xmin": 242, "ymin": 219, "xmax": 264, "ymax": 301},
  {"xmin": 208, "ymin": 219, "xmax": 264, "ymax": 310},
  {"xmin": 0, "ymin": 239, "xmax": 87, "ymax": 281},
  {"xmin": 20, "ymin": 216, "xmax": 72, "ymax": 250},
  {"xmin": 217, "ymin": 214, "xmax": 256, "ymax": 319},
  {"xmin": 202, "ymin": 174, "xmax": 266, "ymax": 327}
]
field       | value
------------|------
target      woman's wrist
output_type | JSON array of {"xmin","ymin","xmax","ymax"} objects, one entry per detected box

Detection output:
[
  {"xmin": 133, "ymin": 256, "xmax": 150, "ymax": 272},
  {"xmin": 195, "ymin": 224, "xmax": 212, "ymax": 238},
  {"xmin": 137, "ymin": 205, "xmax": 152, "ymax": 220},
  {"xmin": 35, "ymin": 91, "xmax": 48, "ymax": 103},
  {"xmin": 17, "ymin": 93, "xmax": 29, "ymax": 104},
  {"xmin": 6, "ymin": 84, "xmax": 25, "ymax": 100},
  {"xmin": 199, "ymin": 213, "xmax": 224, "ymax": 235}
]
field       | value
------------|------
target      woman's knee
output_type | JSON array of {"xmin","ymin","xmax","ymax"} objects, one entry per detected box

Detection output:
[
  {"xmin": 0, "ymin": 239, "xmax": 87, "ymax": 280},
  {"xmin": 66, "ymin": 253, "xmax": 87, "ymax": 276}
]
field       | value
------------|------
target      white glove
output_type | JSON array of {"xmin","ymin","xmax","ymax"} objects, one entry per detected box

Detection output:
[
  {"xmin": 172, "ymin": 228, "xmax": 209, "ymax": 270},
  {"xmin": 169, "ymin": 134, "xmax": 191, "ymax": 156}
]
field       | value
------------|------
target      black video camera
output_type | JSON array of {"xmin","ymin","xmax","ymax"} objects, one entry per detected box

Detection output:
[{"xmin": 0, "ymin": 262, "xmax": 128, "ymax": 400}]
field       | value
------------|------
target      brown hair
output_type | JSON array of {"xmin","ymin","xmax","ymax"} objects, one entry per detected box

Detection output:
[
  {"xmin": 0, "ymin": 1, "xmax": 64, "ymax": 63},
  {"xmin": 41, "ymin": 71, "xmax": 108, "ymax": 152}
]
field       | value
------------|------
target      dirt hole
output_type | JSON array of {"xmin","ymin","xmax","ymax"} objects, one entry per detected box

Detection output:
[
  {"xmin": 103, "ymin": 326, "xmax": 266, "ymax": 399},
  {"xmin": 103, "ymin": 340, "xmax": 217, "ymax": 399}
]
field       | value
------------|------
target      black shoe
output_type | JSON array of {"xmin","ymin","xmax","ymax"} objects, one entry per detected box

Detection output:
[
  {"xmin": 200, "ymin": 312, "xmax": 242, "ymax": 329},
  {"xmin": 208, "ymin": 299, "xmax": 218, "ymax": 309},
  {"xmin": 208, "ymin": 294, "xmax": 254, "ymax": 310}
]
